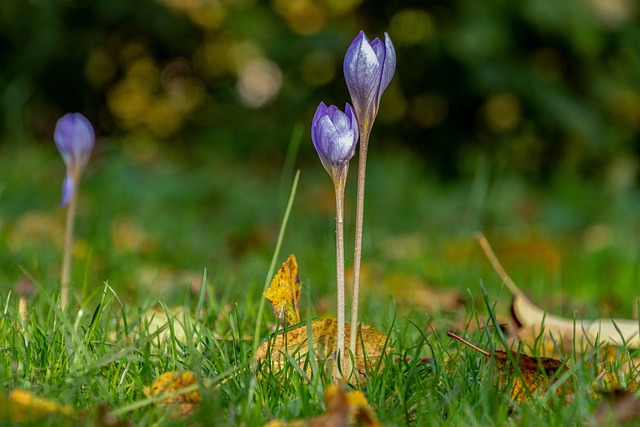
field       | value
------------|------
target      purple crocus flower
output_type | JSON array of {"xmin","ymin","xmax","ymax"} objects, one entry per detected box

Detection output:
[
  {"xmin": 54, "ymin": 113, "xmax": 95, "ymax": 206},
  {"xmin": 343, "ymin": 31, "xmax": 396, "ymax": 130},
  {"xmin": 311, "ymin": 102, "xmax": 359, "ymax": 184}
]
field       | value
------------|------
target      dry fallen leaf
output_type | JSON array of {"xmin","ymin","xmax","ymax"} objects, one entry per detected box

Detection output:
[
  {"xmin": 264, "ymin": 254, "xmax": 301, "ymax": 326},
  {"xmin": 0, "ymin": 389, "xmax": 75, "ymax": 422},
  {"xmin": 476, "ymin": 232, "xmax": 640, "ymax": 351},
  {"xmin": 448, "ymin": 332, "xmax": 573, "ymax": 406},
  {"xmin": 256, "ymin": 318, "xmax": 390, "ymax": 382},
  {"xmin": 143, "ymin": 370, "xmax": 201, "ymax": 419},
  {"xmin": 264, "ymin": 381, "xmax": 380, "ymax": 427}
]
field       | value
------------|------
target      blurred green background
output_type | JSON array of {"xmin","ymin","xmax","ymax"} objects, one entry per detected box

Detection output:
[
  {"xmin": 1, "ymin": 0, "xmax": 640, "ymax": 317},
  {"xmin": 2, "ymin": 0, "xmax": 639, "ymax": 178}
]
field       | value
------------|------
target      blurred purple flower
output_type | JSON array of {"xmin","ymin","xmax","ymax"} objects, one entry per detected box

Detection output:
[
  {"xmin": 54, "ymin": 113, "xmax": 95, "ymax": 206},
  {"xmin": 343, "ymin": 31, "xmax": 396, "ymax": 130},
  {"xmin": 311, "ymin": 102, "xmax": 359, "ymax": 183}
]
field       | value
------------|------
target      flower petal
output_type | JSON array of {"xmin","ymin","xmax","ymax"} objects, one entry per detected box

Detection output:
[
  {"xmin": 379, "ymin": 33, "xmax": 396, "ymax": 95},
  {"xmin": 343, "ymin": 32, "xmax": 382, "ymax": 119},
  {"xmin": 60, "ymin": 172, "xmax": 75, "ymax": 207},
  {"xmin": 311, "ymin": 102, "xmax": 358, "ymax": 177}
]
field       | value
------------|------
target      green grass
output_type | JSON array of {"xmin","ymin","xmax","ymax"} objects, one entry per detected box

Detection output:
[{"xmin": 0, "ymin": 138, "xmax": 639, "ymax": 425}]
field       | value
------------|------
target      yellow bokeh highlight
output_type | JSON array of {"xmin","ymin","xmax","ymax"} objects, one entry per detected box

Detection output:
[
  {"xmin": 610, "ymin": 88, "xmax": 640, "ymax": 129},
  {"xmin": 300, "ymin": 50, "xmax": 336, "ymax": 85},
  {"xmin": 320, "ymin": 0, "xmax": 362, "ymax": 15},
  {"xmin": 411, "ymin": 93, "xmax": 449, "ymax": 127},
  {"xmin": 483, "ymin": 93, "xmax": 522, "ymax": 133},
  {"xmin": 107, "ymin": 79, "xmax": 154, "ymax": 128},
  {"xmin": 389, "ymin": 9, "xmax": 435, "ymax": 46},
  {"xmin": 273, "ymin": 0, "xmax": 326, "ymax": 35},
  {"xmin": 85, "ymin": 49, "xmax": 116, "ymax": 87},
  {"xmin": 106, "ymin": 50, "xmax": 205, "ymax": 136}
]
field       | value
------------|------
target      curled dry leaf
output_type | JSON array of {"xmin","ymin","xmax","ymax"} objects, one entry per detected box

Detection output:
[
  {"xmin": 140, "ymin": 305, "xmax": 197, "ymax": 344},
  {"xmin": 264, "ymin": 381, "xmax": 380, "ymax": 427},
  {"xmin": 143, "ymin": 371, "xmax": 201, "ymax": 419},
  {"xmin": 0, "ymin": 389, "xmax": 75, "ymax": 422},
  {"xmin": 264, "ymin": 254, "xmax": 301, "ymax": 326},
  {"xmin": 255, "ymin": 318, "xmax": 390, "ymax": 382},
  {"xmin": 447, "ymin": 332, "xmax": 573, "ymax": 406},
  {"xmin": 109, "ymin": 305, "xmax": 199, "ymax": 345},
  {"xmin": 476, "ymin": 232, "xmax": 640, "ymax": 351}
]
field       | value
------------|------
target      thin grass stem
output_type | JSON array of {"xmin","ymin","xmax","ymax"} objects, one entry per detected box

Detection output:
[{"xmin": 247, "ymin": 170, "xmax": 299, "ymax": 408}]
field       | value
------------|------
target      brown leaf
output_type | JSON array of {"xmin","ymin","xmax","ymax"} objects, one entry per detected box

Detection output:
[
  {"xmin": 593, "ymin": 390, "xmax": 640, "ymax": 425},
  {"xmin": 256, "ymin": 318, "xmax": 390, "ymax": 381},
  {"xmin": 263, "ymin": 381, "xmax": 380, "ymax": 427},
  {"xmin": 264, "ymin": 254, "xmax": 301, "ymax": 326},
  {"xmin": 476, "ymin": 232, "xmax": 640, "ymax": 350},
  {"xmin": 143, "ymin": 371, "xmax": 201, "ymax": 419},
  {"xmin": 447, "ymin": 332, "xmax": 573, "ymax": 406},
  {"xmin": 0, "ymin": 389, "xmax": 75, "ymax": 422}
]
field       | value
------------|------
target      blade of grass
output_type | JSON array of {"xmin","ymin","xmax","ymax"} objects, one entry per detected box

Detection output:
[{"xmin": 248, "ymin": 169, "xmax": 300, "ymax": 406}]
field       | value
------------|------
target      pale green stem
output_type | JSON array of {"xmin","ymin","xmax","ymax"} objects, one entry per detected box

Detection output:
[
  {"xmin": 333, "ymin": 176, "xmax": 346, "ymax": 376},
  {"xmin": 349, "ymin": 126, "xmax": 371, "ymax": 366},
  {"xmin": 60, "ymin": 177, "xmax": 78, "ymax": 310}
]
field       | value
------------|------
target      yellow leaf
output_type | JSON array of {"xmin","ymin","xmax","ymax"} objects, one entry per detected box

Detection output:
[
  {"xmin": 255, "ymin": 318, "xmax": 390, "ymax": 381},
  {"xmin": 0, "ymin": 389, "xmax": 75, "ymax": 422},
  {"xmin": 264, "ymin": 254, "xmax": 301, "ymax": 326},
  {"xmin": 144, "ymin": 371, "xmax": 201, "ymax": 419}
]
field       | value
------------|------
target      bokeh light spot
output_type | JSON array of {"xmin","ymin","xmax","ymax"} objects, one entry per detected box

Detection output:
[
  {"xmin": 300, "ymin": 50, "xmax": 336, "ymax": 85},
  {"xmin": 410, "ymin": 93, "xmax": 449, "ymax": 127},
  {"xmin": 483, "ymin": 93, "xmax": 522, "ymax": 133},
  {"xmin": 237, "ymin": 57, "xmax": 283, "ymax": 108},
  {"xmin": 274, "ymin": 0, "xmax": 326, "ymax": 35},
  {"xmin": 389, "ymin": 9, "xmax": 435, "ymax": 46},
  {"xmin": 85, "ymin": 49, "xmax": 116, "ymax": 88}
]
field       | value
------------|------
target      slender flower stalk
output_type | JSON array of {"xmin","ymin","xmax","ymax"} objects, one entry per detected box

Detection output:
[
  {"xmin": 54, "ymin": 113, "xmax": 95, "ymax": 309},
  {"xmin": 343, "ymin": 31, "xmax": 396, "ymax": 360},
  {"xmin": 311, "ymin": 102, "xmax": 358, "ymax": 374}
]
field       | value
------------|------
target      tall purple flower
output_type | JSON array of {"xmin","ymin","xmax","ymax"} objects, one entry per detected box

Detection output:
[
  {"xmin": 343, "ymin": 31, "xmax": 396, "ymax": 131},
  {"xmin": 343, "ymin": 31, "xmax": 395, "ymax": 366},
  {"xmin": 311, "ymin": 102, "xmax": 359, "ymax": 186},
  {"xmin": 54, "ymin": 113, "xmax": 95, "ymax": 206},
  {"xmin": 311, "ymin": 101, "xmax": 359, "ymax": 374}
]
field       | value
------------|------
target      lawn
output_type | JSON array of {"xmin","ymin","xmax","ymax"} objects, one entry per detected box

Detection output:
[{"xmin": 0, "ymin": 136, "xmax": 639, "ymax": 426}]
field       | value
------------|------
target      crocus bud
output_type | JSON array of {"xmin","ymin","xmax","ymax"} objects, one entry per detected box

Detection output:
[
  {"xmin": 54, "ymin": 113, "xmax": 95, "ymax": 206},
  {"xmin": 343, "ymin": 31, "xmax": 396, "ymax": 130},
  {"xmin": 311, "ymin": 102, "xmax": 359, "ymax": 184}
]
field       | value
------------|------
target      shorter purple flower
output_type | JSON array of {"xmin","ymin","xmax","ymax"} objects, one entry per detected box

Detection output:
[
  {"xmin": 54, "ymin": 113, "xmax": 95, "ymax": 206},
  {"xmin": 311, "ymin": 102, "xmax": 359, "ymax": 184},
  {"xmin": 343, "ymin": 31, "xmax": 396, "ymax": 130}
]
